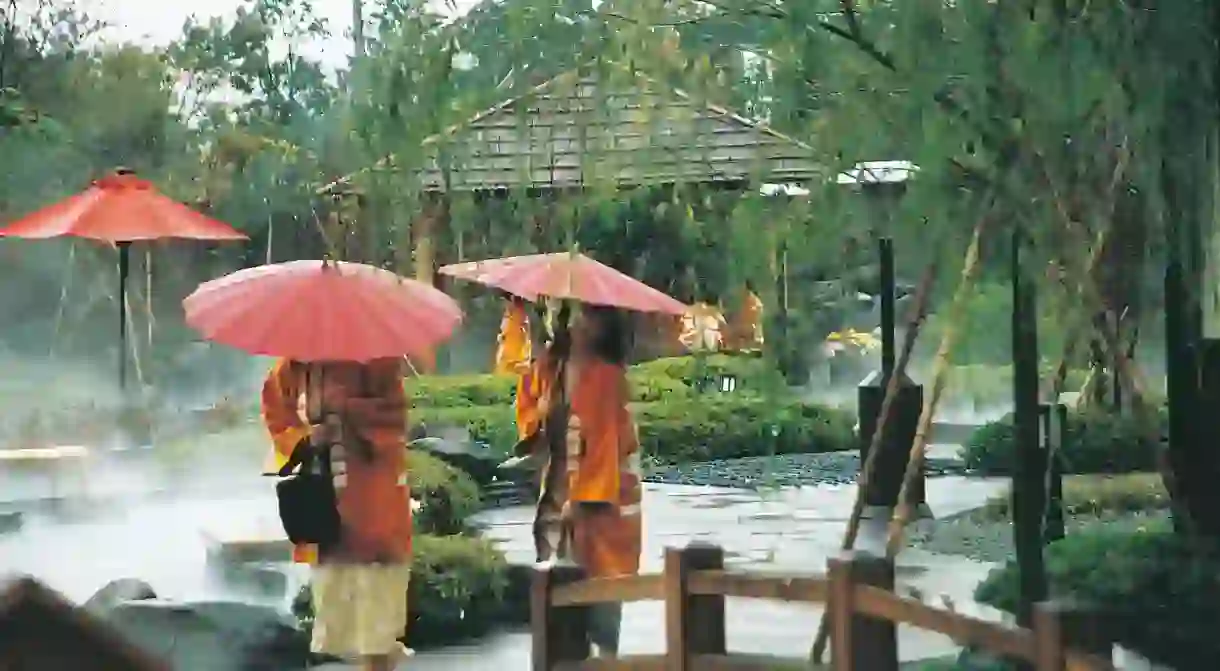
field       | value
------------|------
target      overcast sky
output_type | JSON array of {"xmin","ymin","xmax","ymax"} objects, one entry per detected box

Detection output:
[{"xmin": 67, "ymin": 0, "xmax": 483, "ymax": 69}]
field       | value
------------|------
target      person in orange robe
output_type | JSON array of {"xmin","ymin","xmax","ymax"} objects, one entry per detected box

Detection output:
[
  {"xmin": 262, "ymin": 357, "xmax": 412, "ymax": 671},
  {"xmin": 495, "ymin": 294, "xmax": 533, "ymax": 376},
  {"xmin": 728, "ymin": 283, "xmax": 765, "ymax": 351},
  {"xmin": 562, "ymin": 306, "xmax": 644, "ymax": 657}
]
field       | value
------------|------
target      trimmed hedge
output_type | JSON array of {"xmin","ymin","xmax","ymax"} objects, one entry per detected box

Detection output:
[
  {"xmin": 406, "ymin": 450, "xmax": 481, "ymax": 535},
  {"xmin": 405, "ymin": 354, "xmax": 777, "ymax": 408},
  {"xmin": 634, "ymin": 397, "xmax": 854, "ymax": 464},
  {"xmin": 975, "ymin": 525, "xmax": 1219, "ymax": 670},
  {"xmin": 417, "ymin": 395, "xmax": 854, "ymax": 463},
  {"xmin": 293, "ymin": 533, "xmax": 510, "ymax": 650},
  {"xmin": 960, "ymin": 408, "xmax": 1165, "ymax": 475}
]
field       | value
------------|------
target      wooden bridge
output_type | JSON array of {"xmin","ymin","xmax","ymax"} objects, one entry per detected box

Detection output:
[{"xmin": 532, "ymin": 542, "xmax": 1115, "ymax": 671}]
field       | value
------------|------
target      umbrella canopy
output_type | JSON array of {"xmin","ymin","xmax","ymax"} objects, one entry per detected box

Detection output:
[
  {"xmin": 183, "ymin": 260, "xmax": 463, "ymax": 362},
  {"xmin": 0, "ymin": 169, "xmax": 246, "ymax": 393},
  {"xmin": 439, "ymin": 252, "xmax": 687, "ymax": 315},
  {"xmin": 0, "ymin": 171, "xmax": 246, "ymax": 242}
]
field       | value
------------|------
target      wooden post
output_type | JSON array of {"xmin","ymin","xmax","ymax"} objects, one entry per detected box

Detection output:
[
  {"xmin": 827, "ymin": 552, "xmax": 898, "ymax": 671},
  {"xmin": 531, "ymin": 563, "xmax": 589, "ymax": 671},
  {"xmin": 1033, "ymin": 601, "xmax": 1112, "ymax": 670},
  {"xmin": 665, "ymin": 543, "xmax": 726, "ymax": 671},
  {"xmin": 1012, "ymin": 224, "xmax": 1048, "ymax": 630}
]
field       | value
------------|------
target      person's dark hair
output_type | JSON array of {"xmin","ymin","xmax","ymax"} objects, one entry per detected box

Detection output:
[{"xmin": 586, "ymin": 306, "xmax": 630, "ymax": 365}]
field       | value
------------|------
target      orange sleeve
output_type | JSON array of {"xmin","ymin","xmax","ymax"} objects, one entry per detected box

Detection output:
[
  {"xmin": 262, "ymin": 359, "xmax": 310, "ymax": 469},
  {"xmin": 569, "ymin": 362, "xmax": 625, "ymax": 504}
]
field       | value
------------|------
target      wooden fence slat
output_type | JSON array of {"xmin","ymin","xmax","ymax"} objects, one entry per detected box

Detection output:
[
  {"xmin": 552, "ymin": 574, "xmax": 664, "ymax": 606},
  {"xmin": 665, "ymin": 543, "xmax": 726, "ymax": 671},
  {"xmin": 828, "ymin": 552, "xmax": 898, "ymax": 671},
  {"xmin": 853, "ymin": 584, "xmax": 1038, "ymax": 661},
  {"xmin": 533, "ymin": 563, "xmax": 591, "ymax": 671},
  {"xmin": 687, "ymin": 570, "xmax": 828, "ymax": 603},
  {"xmin": 533, "ymin": 543, "xmax": 1115, "ymax": 671},
  {"xmin": 1033, "ymin": 601, "xmax": 1115, "ymax": 671}
]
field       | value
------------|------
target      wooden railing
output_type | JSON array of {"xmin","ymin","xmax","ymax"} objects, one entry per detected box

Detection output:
[{"xmin": 532, "ymin": 542, "xmax": 1116, "ymax": 671}]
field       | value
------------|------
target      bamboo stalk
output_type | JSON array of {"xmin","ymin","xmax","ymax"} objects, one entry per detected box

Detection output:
[
  {"xmin": 49, "ymin": 242, "xmax": 77, "ymax": 359},
  {"xmin": 885, "ymin": 220, "xmax": 986, "ymax": 556},
  {"xmin": 807, "ymin": 258, "xmax": 938, "ymax": 664}
]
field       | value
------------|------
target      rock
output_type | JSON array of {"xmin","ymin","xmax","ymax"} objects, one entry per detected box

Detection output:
[
  {"xmin": 0, "ymin": 510, "xmax": 22, "ymax": 534},
  {"xmin": 99, "ymin": 600, "xmax": 311, "ymax": 671},
  {"xmin": 83, "ymin": 578, "xmax": 157, "ymax": 613}
]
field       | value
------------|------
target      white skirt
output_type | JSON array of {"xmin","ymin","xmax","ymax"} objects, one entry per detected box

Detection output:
[{"xmin": 311, "ymin": 563, "xmax": 411, "ymax": 658}]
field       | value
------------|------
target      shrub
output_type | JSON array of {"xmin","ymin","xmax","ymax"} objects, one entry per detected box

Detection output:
[
  {"xmin": 415, "ymin": 394, "xmax": 853, "ymax": 462},
  {"xmin": 974, "ymin": 473, "xmax": 1170, "ymax": 522},
  {"xmin": 975, "ymin": 525, "xmax": 1220, "ymax": 670},
  {"xmin": 960, "ymin": 408, "xmax": 1164, "ymax": 475},
  {"xmin": 413, "ymin": 404, "xmax": 518, "ymax": 453},
  {"xmin": 636, "ymin": 396, "xmax": 854, "ymax": 463},
  {"xmin": 406, "ymin": 450, "xmax": 481, "ymax": 535},
  {"xmin": 292, "ymin": 534, "xmax": 509, "ymax": 650},
  {"xmin": 406, "ymin": 353, "xmax": 779, "ymax": 410},
  {"xmin": 631, "ymin": 353, "xmax": 782, "ymax": 394},
  {"xmin": 407, "ymin": 373, "xmax": 515, "ymax": 408}
]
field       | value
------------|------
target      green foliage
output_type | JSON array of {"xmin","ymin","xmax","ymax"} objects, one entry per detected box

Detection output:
[
  {"xmin": 634, "ymin": 396, "xmax": 854, "ymax": 464},
  {"xmin": 961, "ymin": 409, "xmax": 1164, "ymax": 475},
  {"xmin": 408, "ymin": 354, "xmax": 852, "ymax": 461},
  {"xmin": 292, "ymin": 534, "xmax": 510, "ymax": 649},
  {"xmin": 975, "ymin": 526, "xmax": 1220, "ymax": 670},
  {"xmin": 406, "ymin": 354, "xmax": 776, "ymax": 409},
  {"xmin": 416, "ymin": 394, "xmax": 853, "ymax": 462},
  {"xmin": 405, "ymin": 450, "xmax": 482, "ymax": 535}
]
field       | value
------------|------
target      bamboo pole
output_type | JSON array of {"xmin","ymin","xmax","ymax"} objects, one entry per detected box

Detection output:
[
  {"xmin": 807, "ymin": 258, "xmax": 938, "ymax": 664},
  {"xmin": 886, "ymin": 221, "xmax": 986, "ymax": 556}
]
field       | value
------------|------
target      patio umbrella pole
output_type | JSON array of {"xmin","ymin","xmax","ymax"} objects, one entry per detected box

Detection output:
[{"xmin": 118, "ymin": 241, "xmax": 131, "ymax": 393}]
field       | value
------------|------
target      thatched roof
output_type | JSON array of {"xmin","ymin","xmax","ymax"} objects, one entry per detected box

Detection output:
[{"xmin": 320, "ymin": 66, "xmax": 820, "ymax": 194}]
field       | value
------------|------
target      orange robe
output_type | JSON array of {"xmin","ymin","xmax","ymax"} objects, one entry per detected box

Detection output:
[
  {"xmin": 261, "ymin": 358, "xmax": 412, "ymax": 565},
  {"xmin": 678, "ymin": 302, "xmax": 727, "ymax": 352},
  {"xmin": 516, "ymin": 355, "xmax": 552, "ymax": 442},
  {"xmin": 729, "ymin": 289, "xmax": 765, "ymax": 350},
  {"xmin": 495, "ymin": 302, "xmax": 532, "ymax": 375},
  {"xmin": 565, "ymin": 359, "xmax": 644, "ymax": 578}
]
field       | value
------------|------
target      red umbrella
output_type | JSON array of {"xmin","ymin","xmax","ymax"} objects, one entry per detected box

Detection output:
[
  {"xmin": 439, "ymin": 251, "xmax": 687, "ymax": 315},
  {"xmin": 182, "ymin": 260, "xmax": 463, "ymax": 362},
  {"xmin": 0, "ymin": 169, "xmax": 247, "ymax": 390}
]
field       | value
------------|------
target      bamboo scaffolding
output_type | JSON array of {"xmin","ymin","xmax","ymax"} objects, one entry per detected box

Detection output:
[
  {"xmin": 886, "ymin": 221, "xmax": 986, "ymax": 555},
  {"xmin": 806, "ymin": 258, "xmax": 938, "ymax": 664}
]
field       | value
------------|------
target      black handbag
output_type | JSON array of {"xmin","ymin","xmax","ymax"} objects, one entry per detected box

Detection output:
[{"xmin": 275, "ymin": 438, "xmax": 341, "ymax": 547}]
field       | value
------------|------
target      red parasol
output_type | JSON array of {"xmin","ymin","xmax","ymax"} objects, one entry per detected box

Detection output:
[
  {"xmin": 182, "ymin": 260, "xmax": 463, "ymax": 362},
  {"xmin": 439, "ymin": 251, "xmax": 687, "ymax": 315},
  {"xmin": 0, "ymin": 168, "xmax": 247, "ymax": 390}
]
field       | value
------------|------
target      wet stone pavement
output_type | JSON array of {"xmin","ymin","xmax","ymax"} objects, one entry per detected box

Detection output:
[{"xmin": 347, "ymin": 472, "xmax": 1009, "ymax": 670}]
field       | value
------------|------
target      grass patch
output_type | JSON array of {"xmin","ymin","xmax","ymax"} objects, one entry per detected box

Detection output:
[{"xmin": 971, "ymin": 473, "xmax": 1168, "ymax": 522}]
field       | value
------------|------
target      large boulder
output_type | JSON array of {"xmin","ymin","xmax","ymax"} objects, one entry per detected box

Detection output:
[{"xmin": 98, "ymin": 600, "xmax": 311, "ymax": 670}]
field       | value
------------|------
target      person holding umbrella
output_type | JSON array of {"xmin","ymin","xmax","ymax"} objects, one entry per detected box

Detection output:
[
  {"xmin": 262, "ymin": 357, "xmax": 413, "ymax": 670},
  {"xmin": 182, "ymin": 259, "xmax": 464, "ymax": 671},
  {"xmin": 560, "ymin": 305, "xmax": 644, "ymax": 657},
  {"xmin": 441, "ymin": 250, "xmax": 684, "ymax": 659}
]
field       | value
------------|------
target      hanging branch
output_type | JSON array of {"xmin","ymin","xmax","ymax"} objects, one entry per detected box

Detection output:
[
  {"xmin": 807, "ymin": 255, "xmax": 938, "ymax": 664},
  {"xmin": 885, "ymin": 217, "xmax": 987, "ymax": 556}
]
